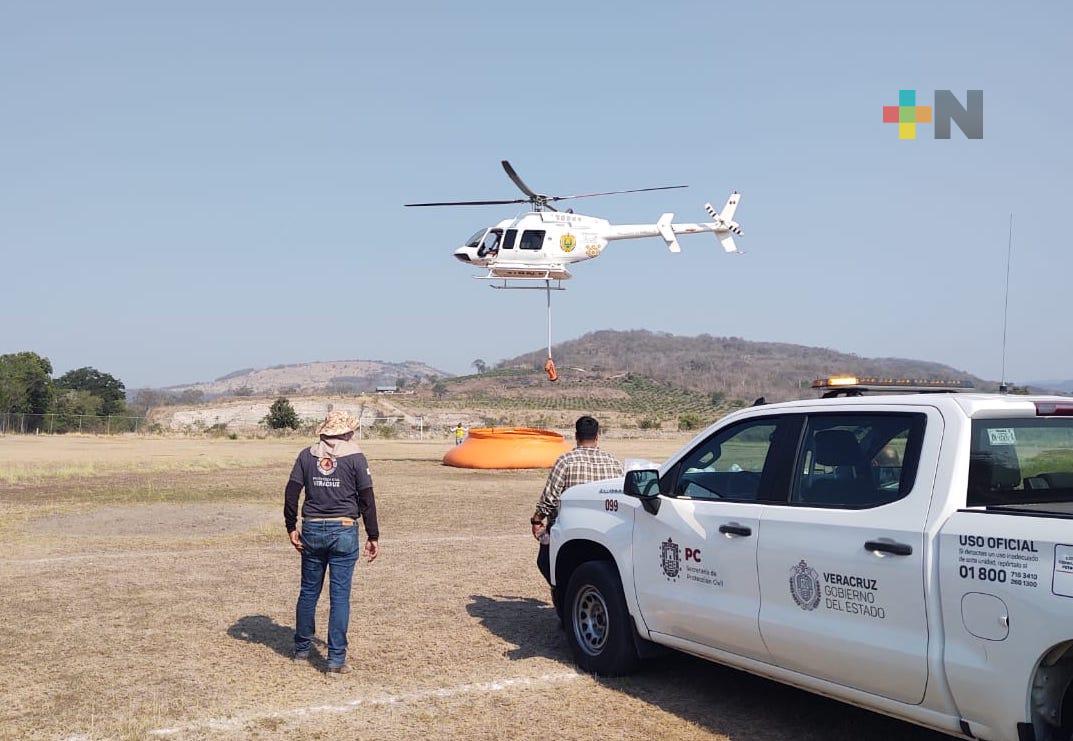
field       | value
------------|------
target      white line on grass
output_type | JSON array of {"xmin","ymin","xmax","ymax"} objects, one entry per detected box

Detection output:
[
  {"xmin": 0, "ymin": 534, "xmax": 528, "ymax": 566},
  {"xmin": 148, "ymin": 671, "xmax": 581, "ymax": 735}
]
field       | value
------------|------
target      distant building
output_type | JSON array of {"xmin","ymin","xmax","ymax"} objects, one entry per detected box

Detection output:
[{"xmin": 375, "ymin": 385, "xmax": 398, "ymax": 394}]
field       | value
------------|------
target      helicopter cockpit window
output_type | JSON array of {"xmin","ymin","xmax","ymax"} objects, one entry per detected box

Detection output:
[
  {"xmin": 465, "ymin": 229, "xmax": 486, "ymax": 249},
  {"xmin": 519, "ymin": 230, "xmax": 545, "ymax": 250},
  {"xmin": 477, "ymin": 229, "xmax": 502, "ymax": 258},
  {"xmin": 502, "ymin": 229, "xmax": 517, "ymax": 250}
]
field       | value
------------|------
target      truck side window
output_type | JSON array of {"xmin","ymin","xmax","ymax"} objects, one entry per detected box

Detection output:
[
  {"xmin": 674, "ymin": 417, "xmax": 798, "ymax": 502},
  {"xmin": 968, "ymin": 418, "xmax": 1073, "ymax": 510},
  {"xmin": 790, "ymin": 413, "xmax": 926, "ymax": 508}
]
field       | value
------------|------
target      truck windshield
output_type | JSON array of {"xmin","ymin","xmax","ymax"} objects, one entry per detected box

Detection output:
[{"xmin": 968, "ymin": 418, "xmax": 1073, "ymax": 511}]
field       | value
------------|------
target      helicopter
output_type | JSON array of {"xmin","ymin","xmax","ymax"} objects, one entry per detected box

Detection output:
[{"xmin": 405, "ymin": 161, "xmax": 745, "ymax": 380}]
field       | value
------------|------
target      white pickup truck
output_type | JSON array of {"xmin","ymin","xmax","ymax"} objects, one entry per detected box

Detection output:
[{"xmin": 549, "ymin": 380, "xmax": 1073, "ymax": 741}]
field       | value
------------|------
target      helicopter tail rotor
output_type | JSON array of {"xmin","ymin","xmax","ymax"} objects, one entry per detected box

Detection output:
[{"xmin": 704, "ymin": 191, "xmax": 744, "ymax": 240}]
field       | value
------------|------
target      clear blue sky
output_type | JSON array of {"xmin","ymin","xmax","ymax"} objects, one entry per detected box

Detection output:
[{"xmin": 2, "ymin": 1, "xmax": 1071, "ymax": 388}]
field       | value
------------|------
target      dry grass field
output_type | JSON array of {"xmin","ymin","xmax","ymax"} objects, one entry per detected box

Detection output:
[{"xmin": 0, "ymin": 435, "xmax": 947, "ymax": 740}]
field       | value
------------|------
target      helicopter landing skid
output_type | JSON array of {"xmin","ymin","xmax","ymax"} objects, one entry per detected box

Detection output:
[
  {"xmin": 475, "ymin": 273, "xmax": 566, "ymax": 290},
  {"xmin": 485, "ymin": 281, "xmax": 565, "ymax": 291}
]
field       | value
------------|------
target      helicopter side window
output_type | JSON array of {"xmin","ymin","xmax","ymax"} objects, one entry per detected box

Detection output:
[
  {"xmin": 477, "ymin": 229, "xmax": 502, "ymax": 258},
  {"xmin": 502, "ymin": 229, "xmax": 517, "ymax": 250},
  {"xmin": 519, "ymin": 230, "xmax": 545, "ymax": 250}
]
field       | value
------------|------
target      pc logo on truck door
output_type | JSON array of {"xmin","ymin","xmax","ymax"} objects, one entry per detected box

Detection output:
[
  {"xmin": 660, "ymin": 538, "xmax": 681, "ymax": 580},
  {"xmin": 790, "ymin": 560, "xmax": 821, "ymax": 611}
]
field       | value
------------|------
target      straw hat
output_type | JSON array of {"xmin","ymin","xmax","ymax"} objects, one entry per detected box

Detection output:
[{"xmin": 316, "ymin": 410, "xmax": 359, "ymax": 437}]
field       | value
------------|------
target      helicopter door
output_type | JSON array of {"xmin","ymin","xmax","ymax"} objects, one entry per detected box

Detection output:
[
  {"xmin": 477, "ymin": 229, "xmax": 502, "ymax": 258},
  {"xmin": 501, "ymin": 229, "xmax": 517, "ymax": 250},
  {"xmin": 519, "ymin": 230, "xmax": 545, "ymax": 251}
]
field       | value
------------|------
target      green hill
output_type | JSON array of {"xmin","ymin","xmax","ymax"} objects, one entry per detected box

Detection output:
[{"xmin": 499, "ymin": 330, "xmax": 991, "ymax": 403}]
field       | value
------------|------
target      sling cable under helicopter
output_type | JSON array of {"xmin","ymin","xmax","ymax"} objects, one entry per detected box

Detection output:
[{"xmin": 406, "ymin": 160, "xmax": 746, "ymax": 381}]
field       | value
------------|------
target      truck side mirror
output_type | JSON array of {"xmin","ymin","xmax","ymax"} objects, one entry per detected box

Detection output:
[{"xmin": 624, "ymin": 469, "xmax": 662, "ymax": 515}]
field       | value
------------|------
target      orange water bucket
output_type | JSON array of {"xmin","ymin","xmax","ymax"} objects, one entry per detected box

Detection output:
[{"xmin": 443, "ymin": 427, "xmax": 572, "ymax": 469}]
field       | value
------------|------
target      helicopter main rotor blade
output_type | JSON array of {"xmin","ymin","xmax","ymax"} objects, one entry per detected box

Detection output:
[
  {"xmin": 501, "ymin": 160, "xmax": 543, "ymax": 201},
  {"xmin": 548, "ymin": 185, "xmax": 689, "ymax": 202},
  {"xmin": 404, "ymin": 198, "xmax": 530, "ymax": 207}
]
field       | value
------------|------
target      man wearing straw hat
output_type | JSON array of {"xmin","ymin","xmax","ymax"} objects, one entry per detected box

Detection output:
[{"xmin": 284, "ymin": 410, "xmax": 379, "ymax": 674}]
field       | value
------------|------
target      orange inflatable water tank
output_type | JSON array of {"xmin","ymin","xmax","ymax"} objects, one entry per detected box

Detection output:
[{"xmin": 443, "ymin": 427, "xmax": 572, "ymax": 469}]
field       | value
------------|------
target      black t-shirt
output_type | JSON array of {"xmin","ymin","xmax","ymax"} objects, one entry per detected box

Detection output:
[{"xmin": 285, "ymin": 449, "xmax": 378, "ymax": 537}]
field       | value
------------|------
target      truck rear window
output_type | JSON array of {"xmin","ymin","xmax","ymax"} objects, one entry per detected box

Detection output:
[{"xmin": 968, "ymin": 419, "xmax": 1073, "ymax": 510}]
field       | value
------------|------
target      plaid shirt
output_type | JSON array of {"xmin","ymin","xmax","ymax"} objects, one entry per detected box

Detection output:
[{"xmin": 535, "ymin": 446, "xmax": 623, "ymax": 523}]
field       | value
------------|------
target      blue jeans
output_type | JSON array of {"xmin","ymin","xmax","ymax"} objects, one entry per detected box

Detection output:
[{"xmin": 294, "ymin": 520, "xmax": 359, "ymax": 667}]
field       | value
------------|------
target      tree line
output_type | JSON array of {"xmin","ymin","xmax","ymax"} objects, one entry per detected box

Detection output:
[{"xmin": 0, "ymin": 351, "xmax": 131, "ymax": 432}]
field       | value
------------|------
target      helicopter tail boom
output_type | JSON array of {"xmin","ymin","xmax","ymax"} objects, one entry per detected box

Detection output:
[
  {"xmin": 603, "ymin": 220, "xmax": 738, "ymax": 241},
  {"xmin": 603, "ymin": 191, "xmax": 743, "ymax": 252}
]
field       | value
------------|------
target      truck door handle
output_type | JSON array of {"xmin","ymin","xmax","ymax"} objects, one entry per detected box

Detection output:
[
  {"xmin": 719, "ymin": 524, "xmax": 752, "ymax": 537},
  {"xmin": 864, "ymin": 540, "xmax": 912, "ymax": 556}
]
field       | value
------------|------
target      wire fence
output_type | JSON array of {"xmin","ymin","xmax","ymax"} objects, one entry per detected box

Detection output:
[
  {"xmin": 0, "ymin": 412, "xmax": 440, "ymax": 439},
  {"xmin": 0, "ymin": 412, "xmax": 148, "ymax": 435}
]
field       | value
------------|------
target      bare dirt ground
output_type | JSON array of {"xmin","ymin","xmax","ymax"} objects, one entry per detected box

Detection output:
[{"xmin": 0, "ymin": 436, "xmax": 945, "ymax": 740}]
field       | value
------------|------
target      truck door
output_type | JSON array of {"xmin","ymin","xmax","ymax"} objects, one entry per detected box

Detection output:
[
  {"xmin": 756, "ymin": 408, "xmax": 941, "ymax": 705},
  {"xmin": 632, "ymin": 415, "xmax": 800, "ymax": 661}
]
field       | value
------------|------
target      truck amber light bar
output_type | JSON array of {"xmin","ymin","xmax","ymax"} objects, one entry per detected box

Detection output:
[
  {"xmin": 1035, "ymin": 402, "xmax": 1073, "ymax": 416},
  {"xmin": 812, "ymin": 376, "xmax": 974, "ymax": 391}
]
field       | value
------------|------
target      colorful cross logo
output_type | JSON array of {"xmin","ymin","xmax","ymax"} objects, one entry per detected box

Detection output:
[{"xmin": 883, "ymin": 89, "xmax": 933, "ymax": 140}]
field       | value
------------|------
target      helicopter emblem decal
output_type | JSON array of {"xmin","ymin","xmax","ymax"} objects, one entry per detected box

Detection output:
[{"xmin": 560, "ymin": 233, "xmax": 576, "ymax": 253}]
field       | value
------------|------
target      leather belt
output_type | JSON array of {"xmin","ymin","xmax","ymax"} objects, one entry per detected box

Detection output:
[{"xmin": 303, "ymin": 517, "xmax": 356, "ymax": 526}]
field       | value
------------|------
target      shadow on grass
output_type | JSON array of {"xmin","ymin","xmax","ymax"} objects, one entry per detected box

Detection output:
[
  {"xmin": 227, "ymin": 614, "xmax": 328, "ymax": 669},
  {"xmin": 466, "ymin": 594, "xmax": 946, "ymax": 741},
  {"xmin": 466, "ymin": 595, "xmax": 571, "ymax": 662}
]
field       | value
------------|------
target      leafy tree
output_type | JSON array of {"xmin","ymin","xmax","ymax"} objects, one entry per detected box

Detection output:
[
  {"xmin": 264, "ymin": 397, "xmax": 300, "ymax": 430},
  {"xmin": 432, "ymin": 382, "xmax": 447, "ymax": 399},
  {"xmin": 55, "ymin": 367, "xmax": 126, "ymax": 416},
  {"xmin": 50, "ymin": 390, "xmax": 103, "ymax": 432},
  {"xmin": 472, "ymin": 359, "xmax": 487, "ymax": 374},
  {"xmin": 0, "ymin": 352, "xmax": 54, "ymax": 415}
]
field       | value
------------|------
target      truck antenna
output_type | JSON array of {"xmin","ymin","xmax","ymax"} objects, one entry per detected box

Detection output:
[{"xmin": 999, "ymin": 212, "xmax": 1014, "ymax": 394}]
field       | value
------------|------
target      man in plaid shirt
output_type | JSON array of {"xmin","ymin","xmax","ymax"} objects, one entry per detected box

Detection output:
[{"xmin": 531, "ymin": 416, "xmax": 623, "ymax": 585}]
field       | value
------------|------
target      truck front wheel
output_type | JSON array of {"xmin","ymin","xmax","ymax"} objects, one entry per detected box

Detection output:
[{"xmin": 564, "ymin": 560, "xmax": 639, "ymax": 676}]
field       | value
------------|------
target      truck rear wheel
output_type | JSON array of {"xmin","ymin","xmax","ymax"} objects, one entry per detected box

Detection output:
[{"xmin": 564, "ymin": 560, "xmax": 639, "ymax": 676}]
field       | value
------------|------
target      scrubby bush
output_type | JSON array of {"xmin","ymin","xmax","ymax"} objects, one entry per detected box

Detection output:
[
  {"xmin": 638, "ymin": 417, "xmax": 662, "ymax": 430},
  {"xmin": 370, "ymin": 420, "xmax": 400, "ymax": 439},
  {"xmin": 678, "ymin": 413, "xmax": 702, "ymax": 431}
]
